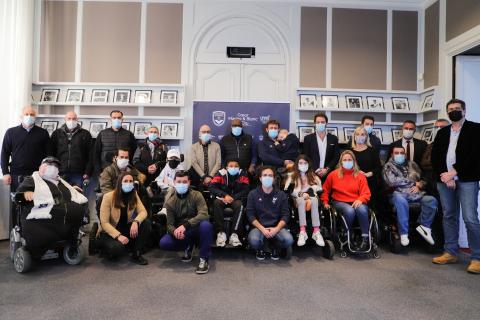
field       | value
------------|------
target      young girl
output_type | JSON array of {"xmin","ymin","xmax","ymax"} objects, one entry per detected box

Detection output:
[{"xmin": 284, "ymin": 154, "xmax": 324, "ymax": 247}]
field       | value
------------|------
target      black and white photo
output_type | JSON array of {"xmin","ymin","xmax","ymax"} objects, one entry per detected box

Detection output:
[
  {"xmin": 299, "ymin": 94, "xmax": 317, "ymax": 108},
  {"xmin": 392, "ymin": 97, "xmax": 409, "ymax": 110},
  {"xmin": 40, "ymin": 89, "xmax": 60, "ymax": 103},
  {"xmin": 321, "ymin": 95, "xmax": 339, "ymax": 109},
  {"xmin": 326, "ymin": 127, "xmax": 338, "ymax": 137},
  {"xmin": 391, "ymin": 128, "xmax": 403, "ymax": 141},
  {"xmin": 366, "ymin": 96, "xmax": 384, "ymax": 110},
  {"xmin": 160, "ymin": 90, "xmax": 178, "ymax": 105},
  {"xmin": 422, "ymin": 127, "xmax": 434, "ymax": 143},
  {"xmin": 161, "ymin": 123, "xmax": 178, "ymax": 138},
  {"xmin": 114, "ymin": 90, "xmax": 131, "ymax": 103},
  {"xmin": 41, "ymin": 121, "xmax": 58, "ymax": 136},
  {"xmin": 89, "ymin": 121, "xmax": 107, "ymax": 138},
  {"xmin": 373, "ymin": 128, "xmax": 383, "ymax": 143},
  {"xmin": 134, "ymin": 90, "xmax": 152, "ymax": 104},
  {"xmin": 121, "ymin": 122, "xmax": 131, "ymax": 131},
  {"xmin": 65, "ymin": 89, "xmax": 84, "ymax": 103},
  {"xmin": 134, "ymin": 122, "xmax": 152, "ymax": 138},
  {"xmin": 421, "ymin": 94, "xmax": 434, "ymax": 111},
  {"xmin": 297, "ymin": 126, "xmax": 315, "ymax": 142},
  {"xmin": 91, "ymin": 89, "xmax": 109, "ymax": 103},
  {"xmin": 346, "ymin": 96, "xmax": 362, "ymax": 109},
  {"xmin": 343, "ymin": 127, "xmax": 356, "ymax": 143}
]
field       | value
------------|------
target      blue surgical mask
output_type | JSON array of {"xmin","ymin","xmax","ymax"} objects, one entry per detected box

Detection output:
[
  {"xmin": 148, "ymin": 133, "xmax": 158, "ymax": 142},
  {"xmin": 23, "ymin": 115, "xmax": 35, "ymax": 127},
  {"xmin": 232, "ymin": 126, "xmax": 242, "ymax": 137},
  {"xmin": 175, "ymin": 183, "xmax": 189, "ymax": 195},
  {"xmin": 112, "ymin": 119, "xmax": 122, "ymax": 129},
  {"xmin": 121, "ymin": 182, "xmax": 134, "ymax": 193},
  {"xmin": 261, "ymin": 176, "xmax": 274, "ymax": 188},
  {"xmin": 315, "ymin": 123, "xmax": 326, "ymax": 132},
  {"xmin": 200, "ymin": 133, "xmax": 211, "ymax": 143},
  {"xmin": 342, "ymin": 160, "xmax": 354, "ymax": 170},
  {"xmin": 355, "ymin": 135, "xmax": 366, "ymax": 145},
  {"xmin": 364, "ymin": 125, "xmax": 373, "ymax": 134},
  {"xmin": 227, "ymin": 167, "xmax": 239, "ymax": 176},
  {"xmin": 268, "ymin": 129, "xmax": 278, "ymax": 139},
  {"xmin": 402, "ymin": 129, "xmax": 414, "ymax": 139},
  {"xmin": 394, "ymin": 154, "xmax": 406, "ymax": 165}
]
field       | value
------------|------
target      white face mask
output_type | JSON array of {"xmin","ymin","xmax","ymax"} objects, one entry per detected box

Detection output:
[
  {"xmin": 298, "ymin": 164, "xmax": 309, "ymax": 173},
  {"xmin": 403, "ymin": 129, "xmax": 414, "ymax": 139},
  {"xmin": 116, "ymin": 158, "xmax": 129, "ymax": 170},
  {"xmin": 42, "ymin": 165, "xmax": 59, "ymax": 180},
  {"xmin": 66, "ymin": 120, "xmax": 77, "ymax": 130}
]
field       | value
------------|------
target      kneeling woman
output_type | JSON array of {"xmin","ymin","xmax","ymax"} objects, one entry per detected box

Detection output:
[
  {"xmin": 98, "ymin": 172, "xmax": 151, "ymax": 265},
  {"xmin": 321, "ymin": 150, "xmax": 371, "ymax": 250}
]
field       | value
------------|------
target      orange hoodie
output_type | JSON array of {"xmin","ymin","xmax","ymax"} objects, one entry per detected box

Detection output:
[{"xmin": 321, "ymin": 168, "xmax": 371, "ymax": 205}]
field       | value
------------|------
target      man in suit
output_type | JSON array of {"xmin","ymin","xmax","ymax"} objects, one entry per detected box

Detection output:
[
  {"xmin": 303, "ymin": 113, "xmax": 340, "ymax": 180},
  {"xmin": 389, "ymin": 120, "xmax": 427, "ymax": 167}
]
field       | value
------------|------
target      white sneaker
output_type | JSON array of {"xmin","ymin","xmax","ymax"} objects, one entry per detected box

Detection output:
[
  {"xmin": 216, "ymin": 232, "xmax": 227, "ymax": 247},
  {"xmin": 312, "ymin": 231, "xmax": 325, "ymax": 247},
  {"xmin": 416, "ymin": 225, "xmax": 435, "ymax": 245},
  {"xmin": 297, "ymin": 231, "xmax": 308, "ymax": 247},
  {"xmin": 228, "ymin": 233, "xmax": 242, "ymax": 247},
  {"xmin": 400, "ymin": 234, "xmax": 410, "ymax": 246},
  {"xmin": 158, "ymin": 208, "xmax": 167, "ymax": 215}
]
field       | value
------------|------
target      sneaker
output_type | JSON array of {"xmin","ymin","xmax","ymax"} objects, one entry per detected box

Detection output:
[
  {"xmin": 416, "ymin": 225, "xmax": 435, "ymax": 245},
  {"xmin": 131, "ymin": 253, "xmax": 148, "ymax": 265},
  {"xmin": 271, "ymin": 249, "xmax": 280, "ymax": 261},
  {"xmin": 312, "ymin": 231, "xmax": 325, "ymax": 247},
  {"xmin": 158, "ymin": 208, "xmax": 167, "ymax": 215},
  {"xmin": 256, "ymin": 250, "xmax": 266, "ymax": 260},
  {"xmin": 297, "ymin": 231, "xmax": 308, "ymax": 247},
  {"xmin": 196, "ymin": 258, "xmax": 209, "ymax": 274},
  {"xmin": 400, "ymin": 234, "xmax": 410, "ymax": 246},
  {"xmin": 359, "ymin": 236, "xmax": 369, "ymax": 251},
  {"xmin": 216, "ymin": 232, "xmax": 227, "ymax": 247},
  {"xmin": 467, "ymin": 260, "xmax": 480, "ymax": 274},
  {"xmin": 432, "ymin": 252, "xmax": 458, "ymax": 265},
  {"xmin": 228, "ymin": 233, "xmax": 242, "ymax": 247},
  {"xmin": 181, "ymin": 246, "xmax": 193, "ymax": 262}
]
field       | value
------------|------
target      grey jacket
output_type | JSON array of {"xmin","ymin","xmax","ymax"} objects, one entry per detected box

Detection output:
[
  {"xmin": 382, "ymin": 158, "xmax": 426, "ymax": 201},
  {"xmin": 189, "ymin": 141, "xmax": 222, "ymax": 178}
]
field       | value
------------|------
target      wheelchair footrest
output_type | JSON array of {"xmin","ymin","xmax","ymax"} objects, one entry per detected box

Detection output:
[{"xmin": 41, "ymin": 249, "xmax": 59, "ymax": 260}]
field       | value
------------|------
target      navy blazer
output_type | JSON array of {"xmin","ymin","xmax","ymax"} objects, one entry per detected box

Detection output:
[{"xmin": 302, "ymin": 132, "xmax": 340, "ymax": 171}]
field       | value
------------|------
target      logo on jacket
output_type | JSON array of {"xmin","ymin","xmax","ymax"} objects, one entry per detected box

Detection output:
[
  {"xmin": 272, "ymin": 197, "xmax": 277, "ymax": 204},
  {"xmin": 212, "ymin": 111, "xmax": 226, "ymax": 126}
]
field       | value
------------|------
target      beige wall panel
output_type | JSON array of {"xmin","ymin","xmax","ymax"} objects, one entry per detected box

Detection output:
[
  {"xmin": 81, "ymin": 2, "xmax": 141, "ymax": 83},
  {"xmin": 424, "ymin": 1, "xmax": 439, "ymax": 88},
  {"xmin": 299, "ymin": 7, "xmax": 327, "ymax": 88},
  {"xmin": 332, "ymin": 8, "xmax": 388, "ymax": 90},
  {"xmin": 80, "ymin": 106, "xmax": 137, "ymax": 116},
  {"xmin": 392, "ymin": 11, "xmax": 418, "ymax": 91},
  {"xmin": 39, "ymin": 0, "xmax": 77, "ymax": 82},
  {"xmin": 145, "ymin": 3, "xmax": 183, "ymax": 84},
  {"xmin": 446, "ymin": 0, "xmax": 480, "ymax": 41}
]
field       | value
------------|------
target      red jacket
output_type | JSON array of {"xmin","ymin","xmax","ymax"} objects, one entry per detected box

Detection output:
[{"xmin": 321, "ymin": 168, "xmax": 371, "ymax": 205}]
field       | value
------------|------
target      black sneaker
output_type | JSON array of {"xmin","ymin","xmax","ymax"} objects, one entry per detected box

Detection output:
[
  {"xmin": 196, "ymin": 258, "xmax": 209, "ymax": 274},
  {"xmin": 256, "ymin": 250, "xmax": 266, "ymax": 260},
  {"xmin": 131, "ymin": 253, "xmax": 148, "ymax": 265},
  {"xmin": 271, "ymin": 249, "xmax": 280, "ymax": 260},
  {"xmin": 181, "ymin": 246, "xmax": 193, "ymax": 262}
]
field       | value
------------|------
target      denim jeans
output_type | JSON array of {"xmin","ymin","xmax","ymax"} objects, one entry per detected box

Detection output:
[
  {"xmin": 390, "ymin": 191, "xmax": 437, "ymax": 236},
  {"xmin": 248, "ymin": 227, "xmax": 294, "ymax": 250},
  {"xmin": 159, "ymin": 220, "xmax": 213, "ymax": 260},
  {"xmin": 332, "ymin": 200, "xmax": 369, "ymax": 236},
  {"xmin": 437, "ymin": 181, "xmax": 480, "ymax": 260}
]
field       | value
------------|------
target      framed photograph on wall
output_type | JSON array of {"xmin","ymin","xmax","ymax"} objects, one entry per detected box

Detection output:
[
  {"xmin": 65, "ymin": 89, "xmax": 84, "ymax": 103},
  {"xmin": 346, "ymin": 96, "xmax": 363, "ymax": 109},
  {"xmin": 421, "ymin": 94, "xmax": 434, "ymax": 111},
  {"xmin": 391, "ymin": 129, "xmax": 403, "ymax": 141},
  {"xmin": 297, "ymin": 126, "xmax": 315, "ymax": 142},
  {"xmin": 121, "ymin": 122, "xmax": 131, "ymax": 131},
  {"xmin": 134, "ymin": 122, "xmax": 152, "ymax": 138},
  {"xmin": 326, "ymin": 127, "xmax": 338, "ymax": 137},
  {"xmin": 89, "ymin": 121, "xmax": 107, "ymax": 138},
  {"xmin": 392, "ymin": 97, "xmax": 409, "ymax": 110},
  {"xmin": 422, "ymin": 127, "xmax": 434, "ymax": 143},
  {"xmin": 41, "ymin": 121, "xmax": 58, "ymax": 136},
  {"xmin": 366, "ymin": 96, "xmax": 384, "ymax": 110},
  {"xmin": 372, "ymin": 128, "xmax": 383, "ymax": 143},
  {"xmin": 91, "ymin": 89, "xmax": 109, "ymax": 103},
  {"xmin": 134, "ymin": 90, "xmax": 152, "ymax": 104},
  {"xmin": 160, "ymin": 90, "xmax": 178, "ymax": 105},
  {"xmin": 343, "ymin": 127, "xmax": 356, "ymax": 143},
  {"xmin": 40, "ymin": 89, "xmax": 60, "ymax": 103},
  {"xmin": 299, "ymin": 94, "xmax": 317, "ymax": 108},
  {"xmin": 113, "ymin": 90, "xmax": 131, "ymax": 103},
  {"xmin": 321, "ymin": 95, "xmax": 339, "ymax": 109},
  {"xmin": 161, "ymin": 123, "xmax": 178, "ymax": 138}
]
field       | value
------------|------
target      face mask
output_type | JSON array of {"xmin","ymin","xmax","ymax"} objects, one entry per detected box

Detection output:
[
  {"xmin": 342, "ymin": 160, "xmax": 354, "ymax": 170},
  {"xmin": 232, "ymin": 126, "xmax": 242, "ymax": 137},
  {"xmin": 448, "ymin": 110, "xmax": 463, "ymax": 122},
  {"xmin": 148, "ymin": 133, "xmax": 158, "ymax": 142},
  {"xmin": 355, "ymin": 135, "xmax": 366, "ymax": 145},
  {"xmin": 394, "ymin": 154, "xmax": 406, "ymax": 165},
  {"xmin": 268, "ymin": 129, "xmax": 278, "ymax": 139},
  {"xmin": 315, "ymin": 123, "xmax": 326, "ymax": 132},
  {"xmin": 261, "ymin": 176, "xmax": 274, "ymax": 188},
  {"xmin": 227, "ymin": 167, "xmax": 239, "ymax": 176},
  {"xmin": 116, "ymin": 158, "xmax": 129, "ymax": 170},
  {"xmin": 23, "ymin": 115, "xmax": 35, "ymax": 127},
  {"xmin": 121, "ymin": 182, "xmax": 134, "ymax": 193},
  {"xmin": 402, "ymin": 129, "xmax": 414, "ymax": 139},
  {"xmin": 298, "ymin": 164, "xmax": 309, "ymax": 173},
  {"xmin": 112, "ymin": 119, "xmax": 122, "ymax": 129},
  {"xmin": 364, "ymin": 125, "xmax": 373, "ymax": 134},
  {"xmin": 66, "ymin": 120, "xmax": 77, "ymax": 130},
  {"xmin": 175, "ymin": 183, "xmax": 189, "ymax": 195},
  {"xmin": 42, "ymin": 165, "xmax": 59, "ymax": 180},
  {"xmin": 168, "ymin": 159, "xmax": 180, "ymax": 169},
  {"xmin": 200, "ymin": 133, "xmax": 211, "ymax": 143}
]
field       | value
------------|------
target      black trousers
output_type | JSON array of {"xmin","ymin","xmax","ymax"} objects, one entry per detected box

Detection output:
[
  {"xmin": 99, "ymin": 219, "xmax": 152, "ymax": 259},
  {"xmin": 213, "ymin": 199, "xmax": 244, "ymax": 235}
]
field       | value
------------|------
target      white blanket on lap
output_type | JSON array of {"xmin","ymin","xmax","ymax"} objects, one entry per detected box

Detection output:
[{"xmin": 26, "ymin": 172, "xmax": 88, "ymax": 220}]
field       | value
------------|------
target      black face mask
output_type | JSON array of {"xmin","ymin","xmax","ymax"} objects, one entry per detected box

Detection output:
[
  {"xmin": 169, "ymin": 160, "xmax": 180, "ymax": 169},
  {"xmin": 448, "ymin": 110, "xmax": 463, "ymax": 122}
]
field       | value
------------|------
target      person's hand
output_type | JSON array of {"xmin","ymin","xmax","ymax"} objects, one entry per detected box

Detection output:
[
  {"xmin": 82, "ymin": 174, "xmax": 89, "ymax": 180},
  {"xmin": 364, "ymin": 172, "xmax": 373, "ymax": 178},
  {"xmin": 446, "ymin": 180, "xmax": 456, "ymax": 189},
  {"xmin": 261, "ymin": 227, "xmax": 272, "ymax": 238},
  {"xmin": 3, "ymin": 174, "xmax": 11, "ymax": 185},
  {"xmin": 302, "ymin": 193, "xmax": 310, "ymax": 200},
  {"xmin": 174, "ymin": 225, "xmax": 186, "ymax": 240},
  {"xmin": 224, "ymin": 195, "xmax": 234, "ymax": 204},
  {"xmin": 410, "ymin": 186, "xmax": 420, "ymax": 193},
  {"xmin": 351, "ymin": 200, "xmax": 363, "ymax": 209},
  {"xmin": 130, "ymin": 221, "xmax": 139, "ymax": 238},
  {"xmin": 248, "ymin": 164, "xmax": 255, "ymax": 174},
  {"xmin": 73, "ymin": 185, "xmax": 83, "ymax": 193},
  {"xmin": 203, "ymin": 177, "xmax": 212, "ymax": 185},
  {"xmin": 148, "ymin": 164, "xmax": 157, "ymax": 174},
  {"xmin": 323, "ymin": 203, "xmax": 330, "ymax": 210},
  {"xmin": 440, "ymin": 170, "xmax": 457, "ymax": 183},
  {"xmin": 117, "ymin": 235, "xmax": 129, "ymax": 245},
  {"xmin": 24, "ymin": 191, "xmax": 34, "ymax": 201},
  {"xmin": 318, "ymin": 168, "xmax": 328, "ymax": 177},
  {"xmin": 268, "ymin": 227, "xmax": 280, "ymax": 237}
]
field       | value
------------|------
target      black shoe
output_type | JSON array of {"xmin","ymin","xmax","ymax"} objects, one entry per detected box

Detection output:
[
  {"xmin": 270, "ymin": 249, "xmax": 280, "ymax": 261},
  {"xmin": 181, "ymin": 246, "xmax": 193, "ymax": 262},
  {"xmin": 256, "ymin": 250, "xmax": 266, "ymax": 260},
  {"xmin": 359, "ymin": 236, "xmax": 369, "ymax": 251},
  {"xmin": 131, "ymin": 252, "xmax": 148, "ymax": 265},
  {"xmin": 196, "ymin": 258, "xmax": 209, "ymax": 274}
]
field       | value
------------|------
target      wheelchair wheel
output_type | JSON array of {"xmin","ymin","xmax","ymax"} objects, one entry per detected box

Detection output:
[
  {"xmin": 280, "ymin": 246, "xmax": 292, "ymax": 260},
  {"xmin": 9, "ymin": 229, "xmax": 21, "ymax": 262},
  {"xmin": 63, "ymin": 244, "xmax": 86, "ymax": 265},
  {"xmin": 323, "ymin": 239, "xmax": 335, "ymax": 260},
  {"xmin": 14, "ymin": 247, "xmax": 32, "ymax": 273}
]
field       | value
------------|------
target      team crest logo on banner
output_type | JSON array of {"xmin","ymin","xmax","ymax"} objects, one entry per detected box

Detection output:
[{"xmin": 212, "ymin": 111, "xmax": 226, "ymax": 126}]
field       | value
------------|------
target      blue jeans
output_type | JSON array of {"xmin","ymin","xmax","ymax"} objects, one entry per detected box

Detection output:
[
  {"xmin": 248, "ymin": 228, "xmax": 293, "ymax": 250},
  {"xmin": 159, "ymin": 220, "xmax": 213, "ymax": 260},
  {"xmin": 332, "ymin": 201, "xmax": 369, "ymax": 236},
  {"xmin": 390, "ymin": 191, "xmax": 437, "ymax": 236},
  {"xmin": 437, "ymin": 181, "xmax": 480, "ymax": 260},
  {"xmin": 62, "ymin": 172, "xmax": 84, "ymax": 187}
]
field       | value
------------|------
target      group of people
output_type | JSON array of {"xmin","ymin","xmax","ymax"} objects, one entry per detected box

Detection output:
[{"xmin": 1, "ymin": 98, "xmax": 479, "ymax": 275}]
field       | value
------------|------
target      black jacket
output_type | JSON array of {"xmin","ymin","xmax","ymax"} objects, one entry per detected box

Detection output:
[
  {"xmin": 133, "ymin": 139, "xmax": 167, "ymax": 184},
  {"xmin": 257, "ymin": 134, "xmax": 284, "ymax": 168},
  {"xmin": 51, "ymin": 124, "xmax": 93, "ymax": 175},
  {"xmin": 209, "ymin": 169, "xmax": 250, "ymax": 202},
  {"xmin": 302, "ymin": 132, "xmax": 340, "ymax": 172},
  {"xmin": 94, "ymin": 127, "xmax": 137, "ymax": 171},
  {"xmin": 389, "ymin": 138, "xmax": 427, "ymax": 167},
  {"xmin": 431, "ymin": 120, "xmax": 480, "ymax": 182},
  {"xmin": 220, "ymin": 133, "xmax": 256, "ymax": 169}
]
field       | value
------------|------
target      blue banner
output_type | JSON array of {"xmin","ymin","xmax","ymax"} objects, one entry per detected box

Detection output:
[{"xmin": 192, "ymin": 101, "xmax": 290, "ymax": 142}]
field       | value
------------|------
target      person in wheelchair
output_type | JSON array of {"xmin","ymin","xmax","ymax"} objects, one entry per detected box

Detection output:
[
  {"xmin": 209, "ymin": 158, "xmax": 250, "ymax": 247},
  {"xmin": 321, "ymin": 150, "xmax": 371, "ymax": 251},
  {"xmin": 15, "ymin": 157, "xmax": 88, "ymax": 258},
  {"xmin": 247, "ymin": 166, "xmax": 293, "ymax": 260},
  {"xmin": 97, "ymin": 172, "xmax": 151, "ymax": 265},
  {"xmin": 382, "ymin": 146, "xmax": 437, "ymax": 247},
  {"xmin": 283, "ymin": 154, "xmax": 324, "ymax": 247}
]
